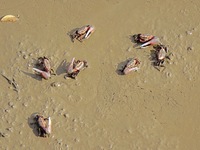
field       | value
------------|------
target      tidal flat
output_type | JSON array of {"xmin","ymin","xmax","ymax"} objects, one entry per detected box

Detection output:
[{"xmin": 0, "ymin": 0, "xmax": 200, "ymax": 149}]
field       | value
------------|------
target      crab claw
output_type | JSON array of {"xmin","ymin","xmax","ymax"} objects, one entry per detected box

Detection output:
[
  {"xmin": 85, "ymin": 25, "xmax": 95, "ymax": 39},
  {"xmin": 123, "ymin": 67, "xmax": 139, "ymax": 75},
  {"xmin": 43, "ymin": 57, "xmax": 51, "ymax": 72},
  {"xmin": 33, "ymin": 68, "xmax": 51, "ymax": 79},
  {"xmin": 44, "ymin": 117, "xmax": 51, "ymax": 135},
  {"xmin": 66, "ymin": 57, "xmax": 75, "ymax": 74},
  {"xmin": 140, "ymin": 37, "xmax": 160, "ymax": 48}
]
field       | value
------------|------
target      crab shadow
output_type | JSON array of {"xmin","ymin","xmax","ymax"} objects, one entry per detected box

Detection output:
[
  {"xmin": 56, "ymin": 59, "xmax": 68, "ymax": 76},
  {"xmin": 116, "ymin": 58, "xmax": 132, "ymax": 75},
  {"xmin": 20, "ymin": 58, "xmax": 44, "ymax": 81},
  {"xmin": 129, "ymin": 35, "xmax": 141, "ymax": 49},
  {"xmin": 21, "ymin": 70, "xmax": 42, "ymax": 81},
  {"xmin": 67, "ymin": 28, "xmax": 79, "ymax": 43},
  {"xmin": 28, "ymin": 112, "xmax": 40, "ymax": 137},
  {"xmin": 149, "ymin": 49, "xmax": 156, "ymax": 63},
  {"xmin": 149, "ymin": 49, "xmax": 161, "ymax": 71}
]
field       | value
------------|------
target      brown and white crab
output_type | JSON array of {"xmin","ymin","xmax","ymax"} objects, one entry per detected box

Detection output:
[
  {"xmin": 34, "ymin": 114, "xmax": 51, "ymax": 137},
  {"xmin": 65, "ymin": 57, "xmax": 88, "ymax": 79},
  {"xmin": 70, "ymin": 25, "xmax": 95, "ymax": 42},
  {"xmin": 33, "ymin": 57, "xmax": 55, "ymax": 80},
  {"xmin": 132, "ymin": 34, "xmax": 161, "ymax": 48},
  {"xmin": 36, "ymin": 57, "xmax": 51, "ymax": 72},
  {"xmin": 153, "ymin": 44, "xmax": 171, "ymax": 68},
  {"xmin": 122, "ymin": 58, "xmax": 140, "ymax": 75}
]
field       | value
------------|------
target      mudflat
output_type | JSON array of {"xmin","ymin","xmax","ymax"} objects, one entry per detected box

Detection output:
[{"xmin": 1, "ymin": 0, "xmax": 200, "ymax": 149}]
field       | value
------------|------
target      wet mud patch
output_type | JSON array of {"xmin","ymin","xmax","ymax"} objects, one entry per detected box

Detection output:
[{"xmin": 1, "ymin": 0, "xmax": 200, "ymax": 149}]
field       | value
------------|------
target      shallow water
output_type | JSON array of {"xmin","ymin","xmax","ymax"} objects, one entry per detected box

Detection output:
[{"xmin": 1, "ymin": 0, "xmax": 200, "ymax": 149}]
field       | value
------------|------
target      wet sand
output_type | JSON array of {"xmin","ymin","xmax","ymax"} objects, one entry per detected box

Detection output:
[{"xmin": 1, "ymin": 0, "xmax": 200, "ymax": 149}]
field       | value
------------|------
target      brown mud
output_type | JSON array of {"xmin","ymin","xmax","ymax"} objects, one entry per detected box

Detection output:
[{"xmin": 1, "ymin": 0, "xmax": 200, "ymax": 149}]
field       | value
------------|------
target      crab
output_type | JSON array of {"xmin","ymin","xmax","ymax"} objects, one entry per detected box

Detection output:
[
  {"xmin": 65, "ymin": 57, "xmax": 88, "ymax": 79},
  {"xmin": 70, "ymin": 25, "xmax": 95, "ymax": 42},
  {"xmin": 34, "ymin": 114, "xmax": 51, "ymax": 137},
  {"xmin": 132, "ymin": 34, "xmax": 161, "ymax": 48},
  {"xmin": 153, "ymin": 44, "xmax": 171, "ymax": 69},
  {"xmin": 36, "ymin": 57, "xmax": 51, "ymax": 72},
  {"xmin": 33, "ymin": 57, "xmax": 55, "ymax": 80},
  {"xmin": 122, "ymin": 58, "xmax": 140, "ymax": 75}
]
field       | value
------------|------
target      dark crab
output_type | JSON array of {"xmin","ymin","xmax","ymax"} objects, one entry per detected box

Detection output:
[
  {"xmin": 33, "ymin": 57, "xmax": 55, "ymax": 80},
  {"xmin": 34, "ymin": 114, "xmax": 51, "ymax": 137},
  {"xmin": 132, "ymin": 34, "xmax": 160, "ymax": 48},
  {"xmin": 65, "ymin": 57, "xmax": 88, "ymax": 79},
  {"xmin": 70, "ymin": 25, "xmax": 95, "ymax": 42},
  {"xmin": 122, "ymin": 58, "xmax": 140, "ymax": 75},
  {"xmin": 153, "ymin": 44, "xmax": 171, "ymax": 70}
]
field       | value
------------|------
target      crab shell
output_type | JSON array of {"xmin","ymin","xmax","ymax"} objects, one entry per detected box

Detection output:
[
  {"xmin": 36, "ymin": 115, "xmax": 51, "ymax": 135},
  {"xmin": 74, "ymin": 60, "xmax": 88, "ymax": 71},
  {"xmin": 123, "ymin": 58, "xmax": 140, "ymax": 75},
  {"xmin": 138, "ymin": 34, "xmax": 154, "ymax": 43},
  {"xmin": 37, "ymin": 57, "xmax": 51, "ymax": 72},
  {"xmin": 77, "ymin": 25, "xmax": 90, "ymax": 35},
  {"xmin": 157, "ymin": 48, "xmax": 166, "ymax": 60},
  {"xmin": 133, "ymin": 34, "xmax": 154, "ymax": 43},
  {"xmin": 45, "ymin": 117, "xmax": 51, "ymax": 134},
  {"xmin": 76, "ymin": 25, "xmax": 94, "ymax": 38},
  {"xmin": 154, "ymin": 45, "xmax": 168, "ymax": 60},
  {"xmin": 43, "ymin": 58, "xmax": 51, "ymax": 72}
]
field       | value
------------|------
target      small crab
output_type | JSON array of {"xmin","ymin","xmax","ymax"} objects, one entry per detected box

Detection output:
[
  {"xmin": 33, "ymin": 57, "xmax": 55, "ymax": 79},
  {"xmin": 132, "ymin": 34, "xmax": 160, "ymax": 48},
  {"xmin": 65, "ymin": 57, "xmax": 88, "ymax": 79},
  {"xmin": 122, "ymin": 58, "xmax": 140, "ymax": 75},
  {"xmin": 36, "ymin": 57, "xmax": 51, "ymax": 72},
  {"xmin": 153, "ymin": 44, "xmax": 171, "ymax": 70},
  {"xmin": 34, "ymin": 114, "xmax": 51, "ymax": 137},
  {"xmin": 70, "ymin": 25, "xmax": 95, "ymax": 42}
]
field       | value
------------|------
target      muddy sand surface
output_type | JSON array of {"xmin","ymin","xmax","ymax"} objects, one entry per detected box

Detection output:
[{"xmin": 1, "ymin": 0, "xmax": 200, "ymax": 149}]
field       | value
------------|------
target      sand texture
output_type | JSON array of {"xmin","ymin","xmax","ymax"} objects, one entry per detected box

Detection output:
[{"xmin": 1, "ymin": 0, "xmax": 200, "ymax": 149}]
